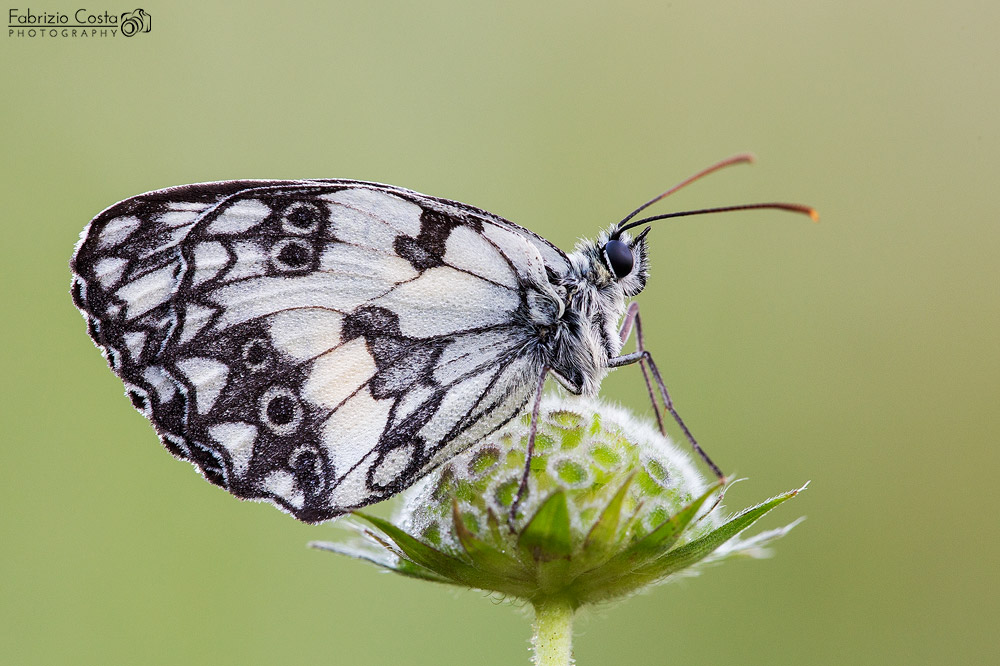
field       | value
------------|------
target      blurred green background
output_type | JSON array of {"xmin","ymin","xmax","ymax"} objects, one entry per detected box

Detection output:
[{"xmin": 2, "ymin": 1, "xmax": 997, "ymax": 664}]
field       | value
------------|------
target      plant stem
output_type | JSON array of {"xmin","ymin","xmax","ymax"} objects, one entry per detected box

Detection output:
[{"xmin": 531, "ymin": 597, "xmax": 575, "ymax": 666}]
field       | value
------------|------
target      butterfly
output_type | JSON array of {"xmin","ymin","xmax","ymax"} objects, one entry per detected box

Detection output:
[{"xmin": 71, "ymin": 155, "xmax": 816, "ymax": 523}]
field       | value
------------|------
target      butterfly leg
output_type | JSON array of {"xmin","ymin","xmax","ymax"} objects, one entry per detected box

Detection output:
[
  {"xmin": 509, "ymin": 365, "xmax": 550, "ymax": 529},
  {"xmin": 618, "ymin": 302, "xmax": 666, "ymax": 435},
  {"xmin": 610, "ymin": 306, "xmax": 725, "ymax": 480}
]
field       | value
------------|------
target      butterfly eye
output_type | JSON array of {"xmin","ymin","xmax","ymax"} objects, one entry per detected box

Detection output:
[{"xmin": 603, "ymin": 239, "xmax": 634, "ymax": 280}]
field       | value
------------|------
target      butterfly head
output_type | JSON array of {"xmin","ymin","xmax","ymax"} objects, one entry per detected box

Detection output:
[
  {"xmin": 557, "ymin": 224, "xmax": 651, "ymax": 372},
  {"xmin": 564, "ymin": 226, "xmax": 650, "ymax": 304},
  {"xmin": 603, "ymin": 225, "xmax": 651, "ymax": 296},
  {"xmin": 555, "ymin": 226, "xmax": 651, "ymax": 392}
]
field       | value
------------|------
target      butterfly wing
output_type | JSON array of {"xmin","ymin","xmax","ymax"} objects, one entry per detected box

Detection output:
[{"xmin": 71, "ymin": 180, "xmax": 569, "ymax": 522}]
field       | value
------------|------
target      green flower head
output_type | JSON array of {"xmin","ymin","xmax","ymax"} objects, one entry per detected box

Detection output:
[{"xmin": 314, "ymin": 395, "xmax": 804, "ymax": 609}]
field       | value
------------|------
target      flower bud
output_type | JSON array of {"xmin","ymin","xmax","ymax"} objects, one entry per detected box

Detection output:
[{"xmin": 314, "ymin": 395, "xmax": 804, "ymax": 609}]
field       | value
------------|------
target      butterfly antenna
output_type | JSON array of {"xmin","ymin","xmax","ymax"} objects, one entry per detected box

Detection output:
[
  {"xmin": 613, "ymin": 154, "xmax": 756, "ymax": 235},
  {"xmin": 612, "ymin": 154, "xmax": 818, "ymax": 237},
  {"xmin": 618, "ymin": 202, "xmax": 818, "ymax": 234}
]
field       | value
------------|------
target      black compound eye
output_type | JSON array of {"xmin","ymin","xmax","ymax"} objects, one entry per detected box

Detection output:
[{"xmin": 604, "ymin": 239, "xmax": 634, "ymax": 279}]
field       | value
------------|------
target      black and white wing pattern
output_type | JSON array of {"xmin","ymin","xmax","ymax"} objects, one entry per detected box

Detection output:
[{"xmin": 72, "ymin": 180, "xmax": 571, "ymax": 522}]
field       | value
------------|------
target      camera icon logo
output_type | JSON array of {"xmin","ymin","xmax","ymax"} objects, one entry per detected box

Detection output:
[{"xmin": 120, "ymin": 9, "xmax": 151, "ymax": 37}]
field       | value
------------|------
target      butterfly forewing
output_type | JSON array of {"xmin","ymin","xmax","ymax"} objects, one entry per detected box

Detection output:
[{"xmin": 72, "ymin": 180, "xmax": 568, "ymax": 522}]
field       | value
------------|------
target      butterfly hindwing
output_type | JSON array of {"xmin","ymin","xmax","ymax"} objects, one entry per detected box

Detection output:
[{"xmin": 72, "ymin": 180, "xmax": 567, "ymax": 521}]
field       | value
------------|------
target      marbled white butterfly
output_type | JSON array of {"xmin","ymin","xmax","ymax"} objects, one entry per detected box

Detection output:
[{"xmin": 71, "ymin": 155, "xmax": 815, "ymax": 523}]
